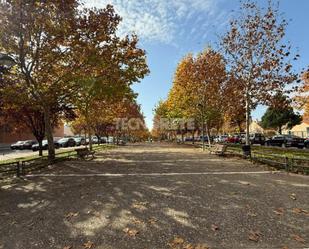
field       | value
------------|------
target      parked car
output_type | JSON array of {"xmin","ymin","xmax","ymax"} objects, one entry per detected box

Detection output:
[
  {"xmin": 118, "ymin": 139, "xmax": 126, "ymax": 145},
  {"xmin": 100, "ymin": 137, "xmax": 108, "ymax": 143},
  {"xmin": 227, "ymin": 135, "xmax": 241, "ymax": 144},
  {"xmin": 249, "ymin": 133, "xmax": 265, "ymax": 145},
  {"xmin": 32, "ymin": 140, "xmax": 60, "ymax": 151},
  {"xmin": 240, "ymin": 133, "xmax": 246, "ymax": 144},
  {"xmin": 85, "ymin": 136, "xmax": 100, "ymax": 145},
  {"xmin": 107, "ymin": 137, "xmax": 114, "ymax": 144},
  {"xmin": 10, "ymin": 141, "xmax": 25, "ymax": 150},
  {"xmin": 57, "ymin": 137, "xmax": 76, "ymax": 147},
  {"xmin": 214, "ymin": 135, "xmax": 228, "ymax": 143},
  {"xmin": 305, "ymin": 138, "xmax": 309, "ymax": 148},
  {"xmin": 199, "ymin": 136, "xmax": 213, "ymax": 142},
  {"xmin": 265, "ymin": 135, "xmax": 305, "ymax": 148},
  {"xmin": 21, "ymin": 140, "xmax": 36, "ymax": 150},
  {"xmin": 73, "ymin": 137, "xmax": 86, "ymax": 146},
  {"xmin": 185, "ymin": 137, "xmax": 193, "ymax": 142}
]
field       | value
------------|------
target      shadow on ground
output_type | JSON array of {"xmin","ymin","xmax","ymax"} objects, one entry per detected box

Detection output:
[{"xmin": 0, "ymin": 143, "xmax": 308, "ymax": 249}]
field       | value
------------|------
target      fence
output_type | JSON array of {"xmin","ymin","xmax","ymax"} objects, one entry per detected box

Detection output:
[
  {"xmin": 226, "ymin": 147, "xmax": 309, "ymax": 175},
  {"xmin": 0, "ymin": 145, "xmax": 113, "ymax": 178},
  {"xmin": 0, "ymin": 150, "xmax": 77, "ymax": 177}
]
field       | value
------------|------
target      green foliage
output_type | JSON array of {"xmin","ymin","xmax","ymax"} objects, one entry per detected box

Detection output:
[{"xmin": 261, "ymin": 94, "xmax": 302, "ymax": 133}]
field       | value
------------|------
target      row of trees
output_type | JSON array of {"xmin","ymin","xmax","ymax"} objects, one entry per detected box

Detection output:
[
  {"xmin": 0, "ymin": 1, "xmax": 149, "ymax": 159},
  {"xmin": 153, "ymin": 0, "xmax": 308, "ymax": 144}
]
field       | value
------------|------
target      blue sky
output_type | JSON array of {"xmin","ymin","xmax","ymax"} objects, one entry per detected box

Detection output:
[{"xmin": 86, "ymin": 0, "xmax": 309, "ymax": 129}]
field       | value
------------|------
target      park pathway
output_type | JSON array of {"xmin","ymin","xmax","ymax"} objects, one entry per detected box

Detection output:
[{"xmin": 0, "ymin": 143, "xmax": 308, "ymax": 249}]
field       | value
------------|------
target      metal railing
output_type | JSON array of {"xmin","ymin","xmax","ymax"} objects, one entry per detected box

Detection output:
[
  {"xmin": 0, "ymin": 151, "xmax": 76, "ymax": 177},
  {"xmin": 226, "ymin": 147, "xmax": 309, "ymax": 175},
  {"xmin": 0, "ymin": 145, "xmax": 112, "ymax": 178}
]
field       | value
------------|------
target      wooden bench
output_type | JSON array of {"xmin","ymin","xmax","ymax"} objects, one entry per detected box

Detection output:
[
  {"xmin": 210, "ymin": 144, "xmax": 227, "ymax": 156},
  {"xmin": 75, "ymin": 148, "xmax": 95, "ymax": 160}
]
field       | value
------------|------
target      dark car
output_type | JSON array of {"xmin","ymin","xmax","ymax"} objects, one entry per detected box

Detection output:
[
  {"xmin": 199, "ymin": 136, "xmax": 214, "ymax": 142},
  {"xmin": 73, "ymin": 137, "xmax": 86, "ymax": 146},
  {"xmin": 57, "ymin": 137, "xmax": 76, "ymax": 147},
  {"xmin": 32, "ymin": 140, "xmax": 60, "ymax": 151},
  {"xmin": 10, "ymin": 141, "xmax": 25, "ymax": 150},
  {"xmin": 21, "ymin": 140, "xmax": 37, "ymax": 150},
  {"xmin": 265, "ymin": 135, "xmax": 305, "ymax": 148},
  {"xmin": 249, "ymin": 133, "xmax": 265, "ymax": 145},
  {"xmin": 304, "ymin": 138, "xmax": 309, "ymax": 149}
]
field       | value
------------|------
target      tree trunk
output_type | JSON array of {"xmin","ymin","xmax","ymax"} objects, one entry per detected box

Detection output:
[
  {"xmin": 245, "ymin": 91, "xmax": 251, "ymax": 145},
  {"xmin": 85, "ymin": 106, "xmax": 93, "ymax": 151},
  {"xmin": 44, "ymin": 107, "xmax": 55, "ymax": 162},
  {"xmin": 96, "ymin": 134, "xmax": 101, "ymax": 145},
  {"xmin": 205, "ymin": 122, "xmax": 212, "ymax": 148},
  {"xmin": 192, "ymin": 130, "xmax": 195, "ymax": 144},
  {"xmin": 38, "ymin": 139, "xmax": 43, "ymax": 156}
]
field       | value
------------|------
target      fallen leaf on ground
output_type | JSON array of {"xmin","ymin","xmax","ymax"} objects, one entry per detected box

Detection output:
[
  {"xmin": 183, "ymin": 243, "xmax": 194, "ymax": 249},
  {"xmin": 248, "ymin": 212, "xmax": 257, "ymax": 217},
  {"xmin": 148, "ymin": 217, "xmax": 157, "ymax": 225},
  {"xmin": 63, "ymin": 246, "xmax": 72, "ymax": 249},
  {"xmin": 211, "ymin": 224, "xmax": 219, "ymax": 231},
  {"xmin": 273, "ymin": 208, "xmax": 284, "ymax": 215},
  {"xmin": 131, "ymin": 201, "xmax": 148, "ymax": 210},
  {"xmin": 282, "ymin": 246, "xmax": 289, "ymax": 249},
  {"xmin": 66, "ymin": 212, "xmax": 79, "ymax": 219},
  {"xmin": 123, "ymin": 227, "xmax": 139, "ymax": 237},
  {"xmin": 168, "ymin": 237, "xmax": 209, "ymax": 249},
  {"xmin": 291, "ymin": 234, "xmax": 305, "ymax": 243},
  {"xmin": 195, "ymin": 244, "xmax": 210, "ymax": 249},
  {"xmin": 248, "ymin": 230, "xmax": 261, "ymax": 242},
  {"xmin": 292, "ymin": 208, "xmax": 308, "ymax": 215},
  {"xmin": 290, "ymin": 193, "xmax": 297, "ymax": 200},
  {"xmin": 168, "ymin": 236, "xmax": 185, "ymax": 247},
  {"xmin": 83, "ymin": 241, "xmax": 95, "ymax": 249},
  {"xmin": 132, "ymin": 218, "xmax": 144, "ymax": 224}
]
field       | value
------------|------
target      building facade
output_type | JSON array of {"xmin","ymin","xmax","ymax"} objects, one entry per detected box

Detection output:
[{"xmin": 0, "ymin": 124, "xmax": 64, "ymax": 144}]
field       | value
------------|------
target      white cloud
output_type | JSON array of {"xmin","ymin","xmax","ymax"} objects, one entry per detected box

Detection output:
[{"xmin": 84, "ymin": 0, "xmax": 224, "ymax": 44}]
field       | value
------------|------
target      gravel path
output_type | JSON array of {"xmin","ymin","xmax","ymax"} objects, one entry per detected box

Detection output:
[{"xmin": 0, "ymin": 143, "xmax": 308, "ymax": 249}]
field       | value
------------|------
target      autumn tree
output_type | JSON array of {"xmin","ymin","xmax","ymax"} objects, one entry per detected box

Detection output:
[
  {"xmin": 223, "ymin": 75, "xmax": 246, "ymax": 133},
  {"xmin": 152, "ymin": 100, "xmax": 170, "ymax": 141},
  {"xmin": 153, "ymin": 49, "xmax": 226, "ymax": 147},
  {"xmin": 295, "ymin": 69, "xmax": 309, "ymax": 120},
  {"xmin": 192, "ymin": 48, "xmax": 226, "ymax": 148},
  {"xmin": 0, "ymin": 0, "xmax": 79, "ymax": 161},
  {"xmin": 221, "ymin": 0, "xmax": 299, "ymax": 145},
  {"xmin": 71, "ymin": 6, "xmax": 149, "ymax": 150},
  {"xmin": 166, "ymin": 54, "xmax": 197, "ymax": 142},
  {"xmin": 0, "ymin": 75, "xmax": 76, "ymax": 155},
  {"xmin": 71, "ymin": 95, "xmax": 147, "ymax": 144}
]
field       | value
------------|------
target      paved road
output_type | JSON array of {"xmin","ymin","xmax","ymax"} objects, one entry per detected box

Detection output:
[{"xmin": 0, "ymin": 143, "xmax": 308, "ymax": 249}]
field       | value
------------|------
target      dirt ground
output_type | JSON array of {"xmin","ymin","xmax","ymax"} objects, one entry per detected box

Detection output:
[{"xmin": 0, "ymin": 142, "xmax": 308, "ymax": 249}]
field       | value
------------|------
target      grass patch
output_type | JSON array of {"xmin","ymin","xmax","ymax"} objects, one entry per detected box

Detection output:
[
  {"xmin": 227, "ymin": 144, "xmax": 309, "ymax": 159},
  {"xmin": 0, "ymin": 144, "xmax": 115, "ymax": 166}
]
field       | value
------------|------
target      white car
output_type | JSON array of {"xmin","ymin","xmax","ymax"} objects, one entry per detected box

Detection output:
[{"xmin": 214, "ymin": 135, "xmax": 228, "ymax": 143}]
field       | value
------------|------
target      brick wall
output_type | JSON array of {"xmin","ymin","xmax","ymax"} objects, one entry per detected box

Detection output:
[{"xmin": 0, "ymin": 124, "xmax": 64, "ymax": 143}]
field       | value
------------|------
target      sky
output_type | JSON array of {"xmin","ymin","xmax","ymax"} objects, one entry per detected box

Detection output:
[{"xmin": 85, "ymin": 0, "xmax": 309, "ymax": 129}]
